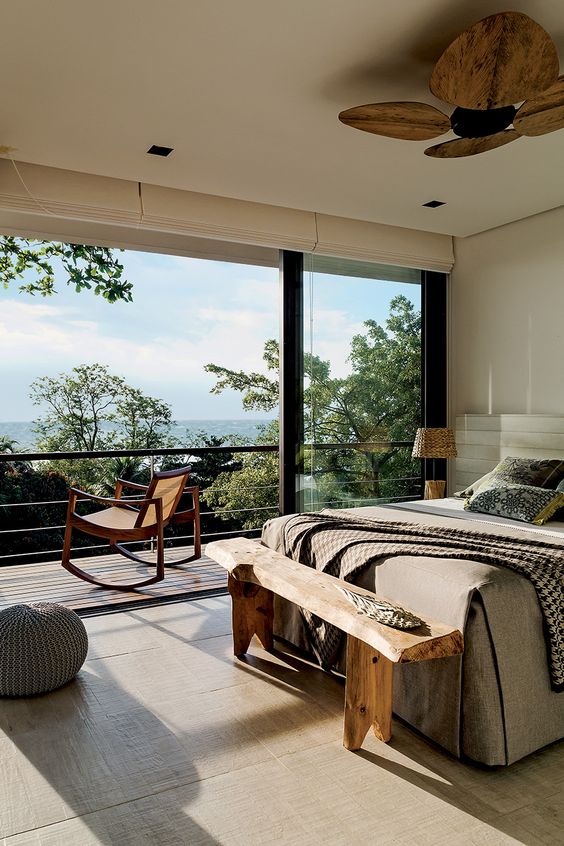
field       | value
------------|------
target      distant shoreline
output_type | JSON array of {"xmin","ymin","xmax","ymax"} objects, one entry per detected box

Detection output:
[{"xmin": 0, "ymin": 419, "xmax": 276, "ymax": 451}]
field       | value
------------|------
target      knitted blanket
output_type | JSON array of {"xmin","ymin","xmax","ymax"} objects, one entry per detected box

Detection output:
[{"xmin": 282, "ymin": 511, "xmax": 564, "ymax": 691}]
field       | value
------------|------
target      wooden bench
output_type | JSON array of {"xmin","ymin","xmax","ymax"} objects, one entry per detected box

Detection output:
[{"xmin": 206, "ymin": 537, "xmax": 464, "ymax": 751}]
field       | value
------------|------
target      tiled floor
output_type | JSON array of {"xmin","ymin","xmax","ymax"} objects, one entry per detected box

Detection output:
[{"xmin": 0, "ymin": 596, "xmax": 562, "ymax": 845}]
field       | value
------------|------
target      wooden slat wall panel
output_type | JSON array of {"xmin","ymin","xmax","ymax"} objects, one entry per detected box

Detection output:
[
  {"xmin": 456, "ymin": 414, "xmax": 564, "ymax": 433},
  {"xmin": 456, "ymin": 444, "xmax": 502, "ymax": 461},
  {"xmin": 454, "ymin": 414, "xmax": 564, "ymax": 491},
  {"xmin": 456, "ymin": 431, "xmax": 564, "ymax": 449}
]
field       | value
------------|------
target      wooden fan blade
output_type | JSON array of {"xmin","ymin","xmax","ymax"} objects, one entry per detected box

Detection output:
[
  {"xmin": 514, "ymin": 76, "xmax": 564, "ymax": 136},
  {"xmin": 338, "ymin": 102, "xmax": 450, "ymax": 140},
  {"xmin": 430, "ymin": 12, "xmax": 559, "ymax": 110},
  {"xmin": 424, "ymin": 130, "xmax": 520, "ymax": 159}
]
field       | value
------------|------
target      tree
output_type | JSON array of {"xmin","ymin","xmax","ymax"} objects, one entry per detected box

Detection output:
[
  {"xmin": 30, "ymin": 364, "xmax": 176, "ymax": 491},
  {"xmin": 0, "ymin": 236, "xmax": 132, "ymax": 302},
  {"xmin": 205, "ymin": 298, "xmax": 420, "ymax": 443},
  {"xmin": 0, "ymin": 438, "xmax": 30, "ymax": 475},
  {"xmin": 0, "ymin": 436, "xmax": 19, "ymax": 454},
  {"xmin": 206, "ymin": 338, "xmax": 279, "ymax": 412},
  {"xmin": 204, "ymin": 422, "xmax": 279, "ymax": 531},
  {"xmin": 0, "ymin": 386, "xmax": 247, "ymax": 563},
  {"xmin": 167, "ymin": 431, "xmax": 246, "ymax": 540},
  {"xmin": 115, "ymin": 387, "xmax": 175, "ymax": 451},
  {"xmin": 31, "ymin": 364, "xmax": 174, "ymax": 452},
  {"xmin": 204, "ymin": 295, "xmax": 421, "ymax": 517},
  {"xmin": 0, "ymin": 461, "xmax": 72, "ymax": 563}
]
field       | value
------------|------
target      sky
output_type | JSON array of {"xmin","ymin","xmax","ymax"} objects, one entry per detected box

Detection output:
[{"xmin": 0, "ymin": 245, "xmax": 420, "ymax": 421}]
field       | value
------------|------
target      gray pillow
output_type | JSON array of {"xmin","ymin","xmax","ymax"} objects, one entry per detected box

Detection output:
[
  {"xmin": 455, "ymin": 457, "xmax": 564, "ymax": 498},
  {"xmin": 453, "ymin": 468, "xmax": 495, "ymax": 498},
  {"xmin": 557, "ymin": 479, "xmax": 564, "ymax": 493},
  {"xmin": 464, "ymin": 482, "xmax": 564, "ymax": 525}
]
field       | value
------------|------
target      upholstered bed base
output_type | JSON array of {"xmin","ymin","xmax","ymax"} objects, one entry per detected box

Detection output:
[{"xmin": 263, "ymin": 506, "xmax": 564, "ymax": 766}]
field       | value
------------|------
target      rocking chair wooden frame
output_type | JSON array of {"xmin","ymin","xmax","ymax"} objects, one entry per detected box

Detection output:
[{"xmin": 62, "ymin": 466, "xmax": 201, "ymax": 591}]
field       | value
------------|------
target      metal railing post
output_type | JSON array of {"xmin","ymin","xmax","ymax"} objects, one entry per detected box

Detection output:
[{"xmin": 0, "ymin": 441, "xmax": 418, "ymax": 568}]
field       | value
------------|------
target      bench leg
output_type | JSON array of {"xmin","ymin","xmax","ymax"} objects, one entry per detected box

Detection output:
[
  {"xmin": 228, "ymin": 575, "xmax": 274, "ymax": 656},
  {"xmin": 343, "ymin": 635, "xmax": 393, "ymax": 751}
]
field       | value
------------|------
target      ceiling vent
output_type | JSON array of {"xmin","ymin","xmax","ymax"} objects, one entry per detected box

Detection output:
[
  {"xmin": 422, "ymin": 200, "xmax": 446, "ymax": 208},
  {"xmin": 147, "ymin": 144, "xmax": 174, "ymax": 157}
]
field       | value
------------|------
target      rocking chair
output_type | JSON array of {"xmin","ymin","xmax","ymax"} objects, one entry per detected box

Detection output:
[{"xmin": 62, "ymin": 466, "xmax": 201, "ymax": 590}]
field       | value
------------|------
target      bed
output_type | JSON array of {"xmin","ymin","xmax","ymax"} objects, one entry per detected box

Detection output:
[{"xmin": 261, "ymin": 415, "xmax": 564, "ymax": 767}]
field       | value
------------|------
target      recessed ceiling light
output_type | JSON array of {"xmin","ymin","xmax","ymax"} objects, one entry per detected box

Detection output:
[
  {"xmin": 422, "ymin": 200, "xmax": 446, "ymax": 208},
  {"xmin": 147, "ymin": 144, "xmax": 174, "ymax": 157}
]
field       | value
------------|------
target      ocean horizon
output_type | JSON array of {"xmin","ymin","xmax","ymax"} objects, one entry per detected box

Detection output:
[{"xmin": 0, "ymin": 419, "xmax": 276, "ymax": 452}]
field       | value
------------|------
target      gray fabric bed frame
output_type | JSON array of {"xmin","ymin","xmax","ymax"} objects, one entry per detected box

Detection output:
[{"xmin": 263, "ymin": 507, "xmax": 564, "ymax": 766}]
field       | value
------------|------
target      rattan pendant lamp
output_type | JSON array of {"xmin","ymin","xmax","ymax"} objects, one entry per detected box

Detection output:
[{"xmin": 412, "ymin": 428, "xmax": 457, "ymax": 500}]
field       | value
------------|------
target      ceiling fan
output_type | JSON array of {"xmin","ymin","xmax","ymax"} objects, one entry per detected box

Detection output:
[{"xmin": 339, "ymin": 11, "xmax": 564, "ymax": 158}]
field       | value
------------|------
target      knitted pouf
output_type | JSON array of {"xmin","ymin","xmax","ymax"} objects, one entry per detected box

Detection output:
[{"xmin": 0, "ymin": 602, "xmax": 88, "ymax": 697}]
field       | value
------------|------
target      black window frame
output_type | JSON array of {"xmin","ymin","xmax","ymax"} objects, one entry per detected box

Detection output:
[{"xmin": 279, "ymin": 252, "xmax": 448, "ymax": 514}]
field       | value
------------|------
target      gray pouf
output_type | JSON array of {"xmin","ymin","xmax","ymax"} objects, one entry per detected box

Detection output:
[{"xmin": 0, "ymin": 602, "xmax": 88, "ymax": 697}]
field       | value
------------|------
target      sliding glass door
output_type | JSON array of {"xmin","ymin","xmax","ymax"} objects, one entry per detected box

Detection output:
[{"xmin": 300, "ymin": 255, "xmax": 422, "ymax": 511}]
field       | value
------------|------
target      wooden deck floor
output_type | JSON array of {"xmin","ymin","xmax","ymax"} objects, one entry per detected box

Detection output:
[{"xmin": 0, "ymin": 545, "xmax": 227, "ymax": 615}]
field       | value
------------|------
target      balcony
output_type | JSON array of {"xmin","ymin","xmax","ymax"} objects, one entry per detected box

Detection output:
[
  {"xmin": 0, "ymin": 441, "xmax": 420, "ymax": 613},
  {"xmin": 0, "ymin": 548, "xmax": 227, "ymax": 614}
]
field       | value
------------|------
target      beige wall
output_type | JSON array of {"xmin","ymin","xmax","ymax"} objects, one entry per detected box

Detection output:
[{"xmin": 451, "ymin": 205, "xmax": 564, "ymax": 417}]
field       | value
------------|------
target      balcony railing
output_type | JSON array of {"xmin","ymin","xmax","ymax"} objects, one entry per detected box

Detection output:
[
  {"xmin": 0, "ymin": 441, "xmax": 420, "ymax": 568},
  {"xmin": 0, "ymin": 444, "xmax": 277, "ymax": 566}
]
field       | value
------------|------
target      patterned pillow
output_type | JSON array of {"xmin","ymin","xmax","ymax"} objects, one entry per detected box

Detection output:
[
  {"xmin": 464, "ymin": 482, "xmax": 564, "ymax": 525},
  {"xmin": 454, "ymin": 457, "xmax": 564, "ymax": 498}
]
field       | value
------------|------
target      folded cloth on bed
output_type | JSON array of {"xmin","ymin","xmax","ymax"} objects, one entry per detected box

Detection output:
[{"xmin": 282, "ymin": 510, "xmax": 564, "ymax": 690}]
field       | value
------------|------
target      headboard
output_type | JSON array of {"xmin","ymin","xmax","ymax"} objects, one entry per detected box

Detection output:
[{"xmin": 454, "ymin": 414, "xmax": 564, "ymax": 492}]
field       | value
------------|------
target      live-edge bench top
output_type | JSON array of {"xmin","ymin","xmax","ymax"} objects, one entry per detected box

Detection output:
[{"xmin": 206, "ymin": 537, "xmax": 463, "ymax": 665}]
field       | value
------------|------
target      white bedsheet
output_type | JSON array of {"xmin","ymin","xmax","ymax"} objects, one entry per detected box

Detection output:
[{"xmin": 371, "ymin": 496, "xmax": 564, "ymax": 539}]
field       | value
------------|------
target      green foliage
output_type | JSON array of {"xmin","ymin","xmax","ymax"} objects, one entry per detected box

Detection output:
[
  {"xmin": 0, "ymin": 236, "xmax": 132, "ymax": 302},
  {"xmin": 205, "ymin": 339, "xmax": 279, "ymax": 412},
  {"xmin": 304, "ymin": 295, "xmax": 421, "ymax": 504},
  {"xmin": 31, "ymin": 364, "xmax": 174, "ymax": 453},
  {"xmin": 0, "ymin": 437, "xmax": 20, "ymax": 455},
  {"xmin": 31, "ymin": 364, "xmax": 176, "ymax": 491},
  {"xmin": 205, "ymin": 295, "xmax": 421, "ymax": 517},
  {"xmin": 117, "ymin": 387, "xmax": 174, "ymax": 450},
  {"xmin": 205, "ymin": 296, "xmax": 419, "ymax": 441},
  {"xmin": 96, "ymin": 455, "xmax": 152, "ymax": 498},
  {"xmin": 0, "ymin": 366, "xmax": 183, "ymax": 562},
  {"xmin": 0, "ymin": 291, "xmax": 422, "ymax": 564},
  {"xmin": 205, "ymin": 422, "xmax": 279, "ymax": 530},
  {"xmin": 172, "ymin": 431, "xmax": 246, "ymax": 539},
  {"xmin": 0, "ymin": 462, "xmax": 72, "ymax": 562},
  {"xmin": 147, "ymin": 430, "xmax": 253, "ymax": 543}
]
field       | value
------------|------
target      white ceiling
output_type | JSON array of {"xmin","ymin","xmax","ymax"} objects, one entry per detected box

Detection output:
[{"xmin": 2, "ymin": 0, "xmax": 564, "ymax": 237}]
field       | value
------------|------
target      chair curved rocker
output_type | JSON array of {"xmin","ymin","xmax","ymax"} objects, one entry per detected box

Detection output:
[{"xmin": 62, "ymin": 466, "xmax": 201, "ymax": 590}]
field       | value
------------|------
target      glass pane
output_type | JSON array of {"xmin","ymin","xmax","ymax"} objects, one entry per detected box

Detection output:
[
  {"xmin": 0, "ymin": 240, "xmax": 279, "ymax": 566},
  {"xmin": 302, "ymin": 255, "xmax": 422, "ymax": 511}
]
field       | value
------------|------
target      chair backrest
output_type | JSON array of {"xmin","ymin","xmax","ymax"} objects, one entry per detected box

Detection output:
[{"xmin": 135, "ymin": 466, "xmax": 191, "ymax": 529}]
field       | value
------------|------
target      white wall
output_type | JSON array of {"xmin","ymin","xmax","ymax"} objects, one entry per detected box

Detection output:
[{"xmin": 451, "ymin": 205, "xmax": 564, "ymax": 417}]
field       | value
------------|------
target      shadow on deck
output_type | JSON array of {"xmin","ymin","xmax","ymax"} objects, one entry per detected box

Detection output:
[{"xmin": 0, "ymin": 545, "xmax": 228, "ymax": 616}]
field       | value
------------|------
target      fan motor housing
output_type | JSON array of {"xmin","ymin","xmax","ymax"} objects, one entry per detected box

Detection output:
[{"xmin": 450, "ymin": 106, "xmax": 516, "ymax": 138}]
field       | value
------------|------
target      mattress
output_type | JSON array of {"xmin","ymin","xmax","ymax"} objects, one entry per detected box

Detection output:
[
  {"xmin": 388, "ymin": 495, "xmax": 564, "ymax": 537},
  {"xmin": 262, "ymin": 498, "xmax": 564, "ymax": 765}
]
